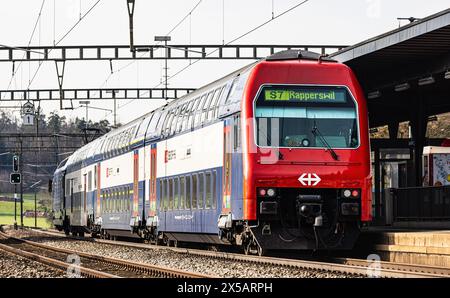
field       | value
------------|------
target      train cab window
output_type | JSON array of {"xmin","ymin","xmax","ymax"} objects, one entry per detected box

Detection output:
[
  {"xmin": 205, "ymin": 172, "xmax": 212, "ymax": 209},
  {"xmin": 194, "ymin": 95, "xmax": 207, "ymax": 127},
  {"xmin": 179, "ymin": 176, "xmax": 185, "ymax": 210},
  {"xmin": 255, "ymin": 85, "xmax": 359, "ymax": 149},
  {"xmin": 191, "ymin": 174, "xmax": 198, "ymax": 209},
  {"xmin": 185, "ymin": 175, "xmax": 191, "ymax": 209},
  {"xmin": 198, "ymin": 173, "xmax": 204, "ymax": 209},
  {"xmin": 201, "ymin": 91, "xmax": 214, "ymax": 124},
  {"xmin": 212, "ymin": 170, "xmax": 217, "ymax": 209}
]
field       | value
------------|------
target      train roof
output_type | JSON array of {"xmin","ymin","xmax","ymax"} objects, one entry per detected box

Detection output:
[{"xmin": 63, "ymin": 50, "xmax": 331, "ymax": 169}]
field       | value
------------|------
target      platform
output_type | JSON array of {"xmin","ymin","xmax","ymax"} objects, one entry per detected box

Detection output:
[{"xmin": 357, "ymin": 227, "xmax": 450, "ymax": 267}]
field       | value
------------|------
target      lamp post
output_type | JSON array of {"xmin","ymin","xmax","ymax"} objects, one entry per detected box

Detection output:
[{"xmin": 154, "ymin": 36, "xmax": 171, "ymax": 100}]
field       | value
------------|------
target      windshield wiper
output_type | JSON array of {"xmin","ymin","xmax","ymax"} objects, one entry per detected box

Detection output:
[{"xmin": 311, "ymin": 121, "xmax": 339, "ymax": 161}]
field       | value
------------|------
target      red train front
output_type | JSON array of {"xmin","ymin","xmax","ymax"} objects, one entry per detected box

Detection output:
[{"xmin": 222, "ymin": 51, "xmax": 372, "ymax": 254}]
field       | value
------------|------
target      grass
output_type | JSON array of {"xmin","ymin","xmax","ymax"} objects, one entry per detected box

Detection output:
[{"xmin": 0, "ymin": 193, "xmax": 52, "ymax": 229}]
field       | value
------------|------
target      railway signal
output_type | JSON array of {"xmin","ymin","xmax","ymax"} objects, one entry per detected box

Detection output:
[
  {"xmin": 12, "ymin": 155, "xmax": 19, "ymax": 172},
  {"xmin": 10, "ymin": 173, "xmax": 21, "ymax": 184}
]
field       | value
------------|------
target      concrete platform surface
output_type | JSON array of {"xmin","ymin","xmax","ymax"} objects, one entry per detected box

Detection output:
[{"xmin": 359, "ymin": 227, "xmax": 450, "ymax": 267}]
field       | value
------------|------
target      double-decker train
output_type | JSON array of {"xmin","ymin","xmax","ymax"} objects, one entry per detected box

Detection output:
[{"xmin": 52, "ymin": 50, "xmax": 372, "ymax": 255}]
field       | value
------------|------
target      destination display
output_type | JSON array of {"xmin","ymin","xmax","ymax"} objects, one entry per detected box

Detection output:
[{"xmin": 264, "ymin": 88, "xmax": 347, "ymax": 103}]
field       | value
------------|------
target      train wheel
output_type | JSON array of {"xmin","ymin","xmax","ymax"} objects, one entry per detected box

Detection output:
[{"xmin": 79, "ymin": 231, "xmax": 85, "ymax": 238}]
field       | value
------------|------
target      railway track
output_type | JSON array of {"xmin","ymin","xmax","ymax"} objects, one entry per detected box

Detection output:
[
  {"xmin": 21, "ymin": 227, "xmax": 450, "ymax": 278},
  {"xmin": 0, "ymin": 229, "xmax": 213, "ymax": 278}
]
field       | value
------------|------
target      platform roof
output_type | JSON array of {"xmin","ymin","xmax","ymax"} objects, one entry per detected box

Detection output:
[{"xmin": 330, "ymin": 9, "xmax": 450, "ymax": 127}]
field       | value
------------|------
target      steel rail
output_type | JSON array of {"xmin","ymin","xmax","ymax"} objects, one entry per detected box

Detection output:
[
  {"xmin": 0, "ymin": 230, "xmax": 212, "ymax": 278},
  {"xmin": 27, "ymin": 227, "xmax": 450, "ymax": 278},
  {"xmin": 0, "ymin": 233, "xmax": 117, "ymax": 278}
]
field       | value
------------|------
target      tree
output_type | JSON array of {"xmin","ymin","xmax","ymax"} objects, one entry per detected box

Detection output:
[{"xmin": 47, "ymin": 111, "xmax": 67, "ymax": 133}]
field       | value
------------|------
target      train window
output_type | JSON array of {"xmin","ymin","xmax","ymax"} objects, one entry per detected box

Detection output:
[
  {"xmin": 233, "ymin": 114, "xmax": 241, "ymax": 150},
  {"xmin": 194, "ymin": 95, "xmax": 207, "ymax": 127},
  {"xmin": 215, "ymin": 85, "xmax": 227, "ymax": 118},
  {"xmin": 178, "ymin": 102, "xmax": 187, "ymax": 132},
  {"xmin": 110, "ymin": 190, "xmax": 113, "ymax": 212},
  {"xmin": 208, "ymin": 88, "xmax": 221, "ymax": 120},
  {"xmin": 201, "ymin": 92, "xmax": 214, "ymax": 123},
  {"xmin": 170, "ymin": 106, "xmax": 182, "ymax": 136},
  {"xmin": 191, "ymin": 174, "xmax": 198, "ymax": 209},
  {"xmin": 198, "ymin": 173, "xmax": 204, "ymax": 209},
  {"xmin": 174, "ymin": 177, "xmax": 179, "ymax": 210},
  {"xmin": 188, "ymin": 97, "xmax": 200, "ymax": 129},
  {"xmin": 119, "ymin": 188, "xmax": 122, "ymax": 212},
  {"xmin": 225, "ymin": 77, "xmax": 240, "ymax": 104},
  {"xmin": 205, "ymin": 172, "xmax": 212, "ymax": 209},
  {"xmin": 162, "ymin": 179, "xmax": 168, "ymax": 211},
  {"xmin": 88, "ymin": 171, "xmax": 92, "ymax": 192},
  {"xmin": 126, "ymin": 187, "xmax": 129, "ymax": 211},
  {"xmin": 185, "ymin": 175, "xmax": 191, "ymax": 209},
  {"xmin": 105, "ymin": 190, "xmax": 108, "ymax": 212},
  {"xmin": 159, "ymin": 180, "xmax": 163, "ymax": 210},
  {"xmin": 100, "ymin": 191, "xmax": 104, "ymax": 213},
  {"xmin": 65, "ymin": 179, "xmax": 70, "ymax": 196},
  {"xmin": 163, "ymin": 110, "xmax": 175, "ymax": 137},
  {"xmin": 94, "ymin": 166, "xmax": 97, "ymax": 188},
  {"xmin": 122, "ymin": 187, "xmax": 126, "ymax": 211},
  {"xmin": 212, "ymin": 170, "xmax": 217, "ymax": 209},
  {"xmin": 113, "ymin": 189, "xmax": 116, "ymax": 212},
  {"xmin": 182, "ymin": 100, "xmax": 195, "ymax": 131},
  {"xmin": 168, "ymin": 178, "xmax": 174, "ymax": 210},
  {"xmin": 180, "ymin": 176, "xmax": 185, "ymax": 210}
]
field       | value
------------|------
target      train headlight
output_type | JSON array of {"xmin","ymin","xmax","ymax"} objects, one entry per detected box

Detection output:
[
  {"xmin": 267, "ymin": 188, "xmax": 276, "ymax": 197},
  {"xmin": 351, "ymin": 190, "xmax": 360, "ymax": 198},
  {"xmin": 343, "ymin": 189, "xmax": 351, "ymax": 198},
  {"xmin": 259, "ymin": 189, "xmax": 267, "ymax": 196}
]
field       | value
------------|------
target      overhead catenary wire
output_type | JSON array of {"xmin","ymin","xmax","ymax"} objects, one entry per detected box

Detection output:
[
  {"xmin": 99, "ymin": 0, "xmax": 204, "ymax": 120},
  {"xmin": 26, "ymin": 0, "xmax": 103, "ymax": 91},
  {"xmin": 96, "ymin": 0, "xmax": 204, "ymax": 90},
  {"xmin": 112, "ymin": 0, "xmax": 310, "ymax": 114},
  {"xmin": 2, "ymin": 0, "xmax": 46, "ymax": 100}
]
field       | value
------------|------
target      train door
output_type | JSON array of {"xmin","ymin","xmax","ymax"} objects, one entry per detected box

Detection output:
[
  {"xmin": 161, "ymin": 141, "xmax": 168, "ymax": 231},
  {"xmin": 133, "ymin": 150, "xmax": 139, "ymax": 223},
  {"xmin": 222, "ymin": 120, "xmax": 232, "ymax": 214},
  {"xmin": 149, "ymin": 144, "xmax": 157, "ymax": 218}
]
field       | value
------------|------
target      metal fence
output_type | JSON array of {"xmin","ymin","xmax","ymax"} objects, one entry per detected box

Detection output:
[{"xmin": 390, "ymin": 186, "xmax": 450, "ymax": 221}]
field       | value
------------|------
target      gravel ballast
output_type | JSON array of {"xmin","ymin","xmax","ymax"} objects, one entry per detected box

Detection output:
[{"xmin": 3, "ymin": 228, "xmax": 362, "ymax": 278}]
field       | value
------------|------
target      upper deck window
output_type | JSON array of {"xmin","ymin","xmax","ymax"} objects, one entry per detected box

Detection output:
[{"xmin": 255, "ymin": 85, "xmax": 359, "ymax": 149}]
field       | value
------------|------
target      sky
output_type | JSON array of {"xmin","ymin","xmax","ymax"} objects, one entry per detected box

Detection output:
[{"xmin": 0, "ymin": 0, "xmax": 449, "ymax": 125}]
